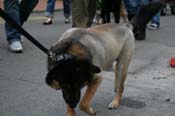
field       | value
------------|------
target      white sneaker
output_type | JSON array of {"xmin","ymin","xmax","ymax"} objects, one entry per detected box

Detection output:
[
  {"xmin": 65, "ymin": 18, "xmax": 70, "ymax": 24},
  {"xmin": 9, "ymin": 41, "xmax": 23, "ymax": 53},
  {"xmin": 21, "ymin": 35, "xmax": 24, "ymax": 43},
  {"xmin": 148, "ymin": 23, "xmax": 159, "ymax": 30}
]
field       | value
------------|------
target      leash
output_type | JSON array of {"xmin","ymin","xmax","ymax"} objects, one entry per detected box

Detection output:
[{"xmin": 0, "ymin": 8, "xmax": 53, "ymax": 58}]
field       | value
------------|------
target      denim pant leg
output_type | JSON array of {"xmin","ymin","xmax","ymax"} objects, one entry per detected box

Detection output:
[
  {"xmin": 123, "ymin": 0, "xmax": 140, "ymax": 16},
  {"xmin": 45, "ymin": 0, "xmax": 56, "ymax": 17},
  {"xmin": 4, "ymin": 0, "xmax": 21, "ymax": 43},
  {"xmin": 151, "ymin": 11, "xmax": 160, "ymax": 26},
  {"xmin": 151, "ymin": 0, "xmax": 161, "ymax": 26},
  {"xmin": 142, "ymin": 0, "xmax": 160, "ymax": 26},
  {"xmin": 4, "ymin": 0, "xmax": 38, "ymax": 43},
  {"xmin": 63, "ymin": 0, "xmax": 70, "ymax": 18}
]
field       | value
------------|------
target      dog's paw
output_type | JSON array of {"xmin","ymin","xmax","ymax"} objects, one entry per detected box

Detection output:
[
  {"xmin": 79, "ymin": 105, "xmax": 96, "ymax": 115},
  {"xmin": 67, "ymin": 112, "xmax": 75, "ymax": 116},
  {"xmin": 108, "ymin": 102, "xmax": 119, "ymax": 109}
]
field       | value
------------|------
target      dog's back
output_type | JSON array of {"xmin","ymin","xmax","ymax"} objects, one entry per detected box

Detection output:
[{"xmin": 54, "ymin": 23, "xmax": 135, "ymax": 70}]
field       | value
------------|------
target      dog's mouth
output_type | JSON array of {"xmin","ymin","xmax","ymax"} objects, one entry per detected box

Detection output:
[
  {"xmin": 50, "ymin": 80, "xmax": 61, "ymax": 90},
  {"xmin": 50, "ymin": 85, "xmax": 61, "ymax": 90},
  {"xmin": 55, "ymin": 88, "xmax": 59, "ymax": 90}
]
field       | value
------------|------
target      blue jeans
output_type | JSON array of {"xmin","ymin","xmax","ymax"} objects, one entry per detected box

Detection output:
[
  {"xmin": 123, "ymin": 0, "xmax": 143, "ymax": 16},
  {"xmin": 4, "ymin": 0, "xmax": 38, "ymax": 43},
  {"xmin": 142, "ymin": 0, "xmax": 161, "ymax": 26},
  {"xmin": 45, "ymin": 0, "xmax": 70, "ymax": 18},
  {"xmin": 63, "ymin": 0, "xmax": 71, "ymax": 18},
  {"xmin": 45, "ymin": 0, "xmax": 56, "ymax": 17}
]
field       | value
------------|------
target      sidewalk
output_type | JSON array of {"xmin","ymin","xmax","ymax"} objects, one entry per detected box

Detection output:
[{"xmin": 0, "ymin": 0, "xmax": 63, "ymax": 23}]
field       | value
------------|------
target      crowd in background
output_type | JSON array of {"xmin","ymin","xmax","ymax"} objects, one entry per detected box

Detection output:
[{"xmin": 1, "ymin": 0, "xmax": 165, "ymax": 53}]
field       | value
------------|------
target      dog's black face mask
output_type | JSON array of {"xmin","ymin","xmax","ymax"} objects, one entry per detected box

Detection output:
[{"xmin": 45, "ymin": 57, "xmax": 101, "ymax": 108}]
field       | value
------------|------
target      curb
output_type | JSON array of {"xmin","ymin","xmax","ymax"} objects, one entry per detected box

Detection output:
[{"xmin": 32, "ymin": 9, "xmax": 63, "ymax": 14}]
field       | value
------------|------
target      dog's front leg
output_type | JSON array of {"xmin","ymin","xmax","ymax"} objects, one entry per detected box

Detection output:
[
  {"xmin": 67, "ymin": 105, "xmax": 75, "ymax": 116},
  {"xmin": 79, "ymin": 74, "xmax": 102, "ymax": 115}
]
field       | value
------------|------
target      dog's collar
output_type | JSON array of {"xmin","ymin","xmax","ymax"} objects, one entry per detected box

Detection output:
[
  {"xmin": 125, "ymin": 23, "xmax": 134, "ymax": 30},
  {"xmin": 50, "ymin": 53, "xmax": 75, "ymax": 62}
]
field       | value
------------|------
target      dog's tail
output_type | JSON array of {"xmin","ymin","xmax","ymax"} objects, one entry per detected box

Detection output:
[{"xmin": 128, "ymin": 2, "xmax": 163, "ymax": 33}]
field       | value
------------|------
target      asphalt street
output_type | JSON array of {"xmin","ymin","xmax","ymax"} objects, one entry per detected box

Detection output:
[{"xmin": 0, "ymin": 12, "xmax": 175, "ymax": 116}]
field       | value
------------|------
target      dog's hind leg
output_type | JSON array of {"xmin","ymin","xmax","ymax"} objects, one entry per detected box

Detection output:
[
  {"xmin": 108, "ymin": 40, "xmax": 134, "ymax": 109},
  {"xmin": 79, "ymin": 74, "xmax": 102, "ymax": 115},
  {"xmin": 113, "ymin": 61, "xmax": 118, "ymax": 93}
]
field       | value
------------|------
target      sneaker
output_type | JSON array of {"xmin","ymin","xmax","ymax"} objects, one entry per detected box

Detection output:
[
  {"xmin": 21, "ymin": 35, "xmax": 24, "ymax": 43},
  {"xmin": 148, "ymin": 23, "xmax": 159, "ymax": 30},
  {"xmin": 65, "ymin": 17, "xmax": 70, "ymax": 24},
  {"xmin": 9, "ymin": 41, "xmax": 23, "ymax": 53}
]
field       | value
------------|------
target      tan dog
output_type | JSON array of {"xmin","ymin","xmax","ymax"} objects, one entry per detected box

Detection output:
[
  {"xmin": 45, "ymin": 2, "xmax": 163, "ymax": 116},
  {"xmin": 46, "ymin": 23, "xmax": 135, "ymax": 116}
]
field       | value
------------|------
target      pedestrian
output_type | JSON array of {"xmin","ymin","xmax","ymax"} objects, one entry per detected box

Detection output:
[
  {"xmin": 124, "ymin": 0, "xmax": 146, "ymax": 40},
  {"xmin": 101, "ymin": 0, "xmax": 122, "ymax": 23},
  {"xmin": 147, "ymin": 0, "xmax": 161, "ymax": 30},
  {"xmin": 3, "ymin": 0, "xmax": 38, "ymax": 53},
  {"xmin": 43, "ymin": 0, "xmax": 71, "ymax": 25},
  {"xmin": 71, "ymin": 0, "xmax": 96, "ymax": 27}
]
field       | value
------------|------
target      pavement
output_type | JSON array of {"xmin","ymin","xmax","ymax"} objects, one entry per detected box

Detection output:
[{"xmin": 0, "ymin": 11, "xmax": 175, "ymax": 116}]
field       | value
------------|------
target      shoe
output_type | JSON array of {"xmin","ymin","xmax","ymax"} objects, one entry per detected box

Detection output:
[
  {"xmin": 9, "ymin": 41, "xmax": 23, "ymax": 53},
  {"xmin": 65, "ymin": 18, "xmax": 70, "ymax": 24},
  {"xmin": 21, "ymin": 35, "xmax": 24, "ymax": 43},
  {"xmin": 43, "ymin": 18, "xmax": 53, "ymax": 25},
  {"xmin": 148, "ymin": 23, "xmax": 159, "ymax": 30}
]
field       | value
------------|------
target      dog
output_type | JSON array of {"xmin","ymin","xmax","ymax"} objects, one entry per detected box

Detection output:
[{"xmin": 45, "ymin": 2, "xmax": 163, "ymax": 116}]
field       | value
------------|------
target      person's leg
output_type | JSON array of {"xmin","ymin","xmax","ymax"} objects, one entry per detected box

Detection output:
[
  {"xmin": 87, "ymin": 0, "xmax": 96, "ymax": 27},
  {"xmin": 134, "ymin": 0, "xmax": 147, "ymax": 40},
  {"xmin": 4, "ymin": 0, "xmax": 21, "ymax": 43},
  {"xmin": 113, "ymin": 0, "xmax": 122, "ymax": 23},
  {"xmin": 148, "ymin": 0, "xmax": 161, "ymax": 29},
  {"xmin": 105, "ymin": 0, "xmax": 112, "ymax": 23},
  {"xmin": 63, "ymin": 0, "xmax": 70, "ymax": 18},
  {"xmin": 71, "ymin": 0, "xmax": 89, "ymax": 27},
  {"xmin": 151, "ymin": 11, "xmax": 160, "ymax": 25},
  {"xmin": 43, "ymin": 0, "xmax": 55, "ymax": 25},
  {"xmin": 125, "ymin": 0, "xmax": 146, "ymax": 40},
  {"xmin": 63, "ymin": 0, "xmax": 71, "ymax": 23},
  {"xmin": 101, "ymin": 0, "xmax": 107, "ymax": 23},
  {"xmin": 123, "ymin": 0, "xmax": 140, "ymax": 21},
  {"xmin": 20, "ymin": 0, "xmax": 38, "ymax": 25},
  {"xmin": 45, "ymin": 0, "xmax": 56, "ymax": 17}
]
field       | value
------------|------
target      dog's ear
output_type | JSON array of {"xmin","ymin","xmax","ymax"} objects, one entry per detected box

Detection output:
[
  {"xmin": 90, "ymin": 64, "xmax": 101, "ymax": 73},
  {"xmin": 45, "ymin": 67, "xmax": 59, "ymax": 86},
  {"xmin": 45, "ymin": 70, "xmax": 55, "ymax": 86},
  {"xmin": 75, "ymin": 58, "xmax": 101, "ymax": 73}
]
